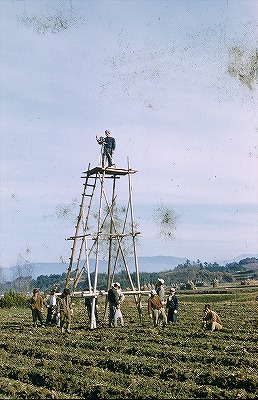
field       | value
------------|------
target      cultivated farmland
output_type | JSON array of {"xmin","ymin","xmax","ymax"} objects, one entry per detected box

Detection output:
[{"xmin": 0, "ymin": 287, "xmax": 257, "ymax": 399}]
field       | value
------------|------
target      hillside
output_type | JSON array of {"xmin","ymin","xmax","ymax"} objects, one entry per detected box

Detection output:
[
  {"xmin": 2, "ymin": 254, "xmax": 257, "ymax": 281},
  {"xmin": 1, "ymin": 256, "xmax": 258, "ymax": 295},
  {"xmin": 1, "ymin": 256, "xmax": 187, "ymax": 281}
]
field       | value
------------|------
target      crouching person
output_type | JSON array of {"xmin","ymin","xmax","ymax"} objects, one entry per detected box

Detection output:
[
  {"xmin": 202, "ymin": 304, "xmax": 222, "ymax": 332},
  {"xmin": 57, "ymin": 288, "xmax": 73, "ymax": 334},
  {"xmin": 148, "ymin": 289, "xmax": 167, "ymax": 327}
]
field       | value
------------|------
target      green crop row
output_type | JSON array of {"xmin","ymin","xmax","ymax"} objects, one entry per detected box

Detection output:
[{"xmin": 0, "ymin": 290, "xmax": 257, "ymax": 399}]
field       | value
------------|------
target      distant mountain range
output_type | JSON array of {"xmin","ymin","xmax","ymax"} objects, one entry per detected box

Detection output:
[{"xmin": 2, "ymin": 254, "xmax": 257, "ymax": 281}]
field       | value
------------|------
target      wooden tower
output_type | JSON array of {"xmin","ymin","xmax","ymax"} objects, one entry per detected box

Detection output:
[{"xmin": 65, "ymin": 159, "xmax": 143, "ymax": 329}]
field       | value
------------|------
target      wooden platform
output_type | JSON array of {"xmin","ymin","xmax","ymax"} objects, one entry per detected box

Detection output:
[{"xmin": 82, "ymin": 166, "xmax": 137, "ymax": 176}]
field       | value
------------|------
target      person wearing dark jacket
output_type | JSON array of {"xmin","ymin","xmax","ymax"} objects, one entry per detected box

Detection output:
[
  {"xmin": 166, "ymin": 287, "xmax": 179, "ymax": 323},
  {"xmin": 107, "ymin": 283, "xmax": 120, "ymax": 327},
  {"xmin": 45, "ymin": 289, "xmax": 58, "ymax": 326},
  {"xmin": 96, "ymin": 129, "xmax": 116, "ymax": 168}
]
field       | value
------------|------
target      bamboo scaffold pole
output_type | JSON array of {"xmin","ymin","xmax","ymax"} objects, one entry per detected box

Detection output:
[
  {"xmin": 103, "ymin": 173, "xmax": 117, "ymax": 321},
  {"xmin": 106, "ymin": 174, "xmax": 117, "ymax": 292},
  {"xmin": 127, "ymin": 157, "xmax": 143, "ymax": 324},
  {"xmin": 90, "ymin": 170, "xmax": 105, "ymax": 329}
]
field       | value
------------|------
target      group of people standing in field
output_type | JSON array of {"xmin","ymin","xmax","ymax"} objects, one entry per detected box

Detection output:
[
  {"xmin": 147, "ymin": 278, "xmax": 222, "ymax": 331},
  {"xmin": 29, "ymin": 277, "xmax": 222, "ymax": 334},
  {"xmin": 29, "ymin": 287, "xmax": 73, "ymax": 333},
  {"xmin": 105, "ymin": 279, "xmax": 178, "ymax": 329}
]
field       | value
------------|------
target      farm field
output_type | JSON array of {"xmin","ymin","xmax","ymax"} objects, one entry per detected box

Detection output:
[{"xmin": 0, "ymin": 288, "xmax": 258, "ymax": 399}]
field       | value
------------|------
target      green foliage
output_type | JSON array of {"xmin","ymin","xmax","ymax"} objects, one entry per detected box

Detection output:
[
  {"xmin": 1, "ymin": 257, "xmax": 257, "ymax": 295},
  {"xmin": 36, "ymin": 274, "xmax": 66, "ymax": 293},
  {"xmin": 0, "ymin": 290, "xmax": 30, "ymax": 308}
]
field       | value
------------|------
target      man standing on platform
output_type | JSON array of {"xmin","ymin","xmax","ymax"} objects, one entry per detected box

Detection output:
[{"xmin": 96, "ymin": 129, "xmax": 116, "ymax": 168}]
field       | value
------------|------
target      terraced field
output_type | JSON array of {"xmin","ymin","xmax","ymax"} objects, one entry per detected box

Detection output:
[{"xmin": 0, "ymin": 288, "xmax": 257, "ymax": 399}]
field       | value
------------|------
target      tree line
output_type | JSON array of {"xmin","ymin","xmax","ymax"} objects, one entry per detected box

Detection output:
[{"xmin": 0, "ymin": 257, "xmax": 257, "ymax": 298}]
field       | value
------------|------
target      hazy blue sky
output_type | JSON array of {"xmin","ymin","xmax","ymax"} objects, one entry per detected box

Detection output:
[{"xmin": 1, "ymin": 0, "xmax": 257, "ymax": 270}]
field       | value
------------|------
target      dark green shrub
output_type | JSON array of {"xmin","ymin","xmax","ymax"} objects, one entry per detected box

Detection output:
[{"xmin": 0, "ymin": 290, "xmax": 30, "ymax": 308}]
